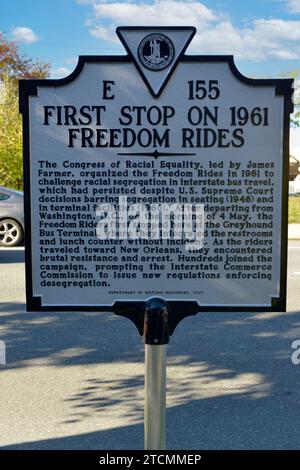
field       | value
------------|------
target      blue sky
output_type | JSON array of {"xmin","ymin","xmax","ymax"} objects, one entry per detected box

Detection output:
[
  {"xmin": 1, "ymin": 0, "xmax": 300, "ymax": 78},
  {"xmin": 1, "ymin": 0, "xmax": 300, "ymax": 153}
]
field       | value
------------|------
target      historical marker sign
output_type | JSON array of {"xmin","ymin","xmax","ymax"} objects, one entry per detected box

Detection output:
[{"xmin": 20, "ymin": 27, "xmax": 293, "ymax": 313}]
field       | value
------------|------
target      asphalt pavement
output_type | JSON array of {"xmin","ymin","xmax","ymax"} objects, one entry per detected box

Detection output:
[{"xmin": 1, "ymin": 243, "xmax": 300, "ymax": 449}]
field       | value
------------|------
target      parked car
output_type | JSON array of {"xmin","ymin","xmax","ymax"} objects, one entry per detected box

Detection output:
[{"xmin": 0, "ymin": 186, "xmax": 24, "ymax": 247}]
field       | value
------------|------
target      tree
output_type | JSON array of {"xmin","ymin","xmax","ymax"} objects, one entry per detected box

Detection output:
[
  {"xmin": 0, "ymin": 33, "xmax": 50, "ymax": 82},
  {"xmin": 0, "ymin": 33, "xmax": 50, "ymax": 190}
]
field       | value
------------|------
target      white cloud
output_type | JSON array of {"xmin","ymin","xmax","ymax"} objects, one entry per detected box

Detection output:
[
  {"xmin": 51, "ymin": 67, "xmax": 72, "ymax": 78},
  {"xmin": 93, "ymin": 1, "xmax": 217, "ymax": 25},
  {"xmin": 64, "ymin": 56, "xmax": 79, "ymax": 66},
  {"xmin": 82, "ymin": 0, "xmax": 300, "ymax": 61},
  {"xmin": 286, "ymin": 0, "xmax": 300, "ymax": 13},
  {"xmin": 89, "ymin": 1, "xmax": 217, "ymax": 42},
  {"xmin": 11, "ymin": 27, "xmax": 39, "ymax": 44},
  {"xmin": 89, "ymin": 23, "xmax": 118, "ymax": 43}
]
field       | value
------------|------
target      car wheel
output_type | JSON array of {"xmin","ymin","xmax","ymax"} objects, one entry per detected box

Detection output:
[{"xmin": 0, "ymin": 219, "xmax": 23, "ymax": 247}]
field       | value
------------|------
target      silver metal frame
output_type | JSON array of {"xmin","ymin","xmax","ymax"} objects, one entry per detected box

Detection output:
[{"xmin": 144, "ymin": 344, "xmax": 167, "ymax": 450}]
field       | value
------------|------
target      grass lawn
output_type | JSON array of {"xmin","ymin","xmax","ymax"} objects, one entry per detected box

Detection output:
[{"xmin": 289, "ymin": 196, "xmax": 300, "ymax": 223}]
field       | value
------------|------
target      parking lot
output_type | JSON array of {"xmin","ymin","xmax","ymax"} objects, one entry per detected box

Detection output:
[{"xmin": 1, "ymin": 244, "xmax": 300, "ymax": 449}]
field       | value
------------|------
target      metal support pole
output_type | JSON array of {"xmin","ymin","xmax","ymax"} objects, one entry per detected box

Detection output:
[
  {"xmin": 145, "ymin": 343, "xmax": 167, "ymax": 450},
  {"xmin": 143, "ymin": 298, "xmax": 169, "ymax": 450}
]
